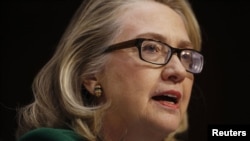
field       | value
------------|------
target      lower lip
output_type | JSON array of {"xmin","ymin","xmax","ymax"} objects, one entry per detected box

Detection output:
[{"xmin": 155, "ymin": 100, "xmax": 179, "ymax": 110}]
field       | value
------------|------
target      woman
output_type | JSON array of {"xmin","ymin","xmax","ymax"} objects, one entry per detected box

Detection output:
[{"xmin": 16, "ymin": 0, "xmax": 204, "ymax": 141}]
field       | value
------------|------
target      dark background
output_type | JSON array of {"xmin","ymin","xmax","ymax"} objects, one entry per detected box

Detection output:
[{"xmin": 1, "ymin": 1, "xmax": 250, "ymax": 141}]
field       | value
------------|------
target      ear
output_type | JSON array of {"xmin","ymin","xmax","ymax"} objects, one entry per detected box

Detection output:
[{"xmin": 82, "ymin": 75, "xmax": 99, "ymax": 94}]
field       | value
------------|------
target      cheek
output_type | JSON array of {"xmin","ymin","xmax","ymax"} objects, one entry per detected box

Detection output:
[
  {"xmin": 181, "ymin": 78, "xmax": 193, "ymax": 114},
  {"xmin": 100, "ymin": 53, "xmax": 159, "ymax": 117},
  {"xmin": 102, "ymin": 61, "xmax": 154, "ymax": 104},
  {"xmin": 101, "ymin": 52, "xmax": 157, "ymax": 100}
]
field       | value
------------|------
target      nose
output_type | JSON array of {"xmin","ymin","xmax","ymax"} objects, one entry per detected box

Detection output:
[{"xmin": 161, "ymin": 55, "xmax": 187, "ymax": 83}]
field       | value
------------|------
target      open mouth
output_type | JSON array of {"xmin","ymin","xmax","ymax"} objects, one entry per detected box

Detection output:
[{"xmin": 152, "ymin": 94, "xmax": 179, "ymax": 105}]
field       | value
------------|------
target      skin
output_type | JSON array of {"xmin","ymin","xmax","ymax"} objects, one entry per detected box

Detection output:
[{"xmin": 84, "ymin": 1, "xmax": 194, "ymax": 141}]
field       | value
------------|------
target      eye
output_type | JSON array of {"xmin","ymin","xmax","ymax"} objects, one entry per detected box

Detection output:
[
  {"xmin": 181, "ymin": 51, "xmax": 192, "ymax": 61},
  {"xmin": 141, "ymin": 42, "xmax": 162, "ymax": 54}
]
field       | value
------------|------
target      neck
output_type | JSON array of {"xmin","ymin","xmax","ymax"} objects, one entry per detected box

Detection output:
[{"xmin": 100, "ymin": 118, "xmax": 168, "ymax": 141}]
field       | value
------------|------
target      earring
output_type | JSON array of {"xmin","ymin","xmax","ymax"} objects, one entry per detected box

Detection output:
[{"xmin": 94, "ymin": 84, "xmax": 102, "ymax": 97}]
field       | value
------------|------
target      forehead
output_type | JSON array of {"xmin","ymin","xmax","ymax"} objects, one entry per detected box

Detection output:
[{"xmin": 116, "ymin": 1, "xmax": 190, "ymax": 46}]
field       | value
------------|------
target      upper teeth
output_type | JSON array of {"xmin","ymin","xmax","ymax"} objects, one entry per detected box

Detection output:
[{"xmin": 164, "ymin": 94, "xmax": 177, "ymax": 98}]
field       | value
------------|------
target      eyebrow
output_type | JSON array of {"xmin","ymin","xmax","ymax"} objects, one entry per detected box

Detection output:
[
  {"xmin": 135, "ymin": 32, "xmax": 194, "ymax": 49},
  {"xmin": 136, "ymin": 32, "xmax": 166, "ymax": 42}
]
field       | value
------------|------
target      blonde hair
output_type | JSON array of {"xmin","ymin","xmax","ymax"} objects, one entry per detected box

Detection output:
[{"xmin": 16, "ymin": 0, "xmax": 201, "ymax": 141}]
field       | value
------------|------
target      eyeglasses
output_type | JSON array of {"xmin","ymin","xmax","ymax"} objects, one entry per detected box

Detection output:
[{"xmin": 104, "ymin": 38, "xmax": 204, "ymax": 74}]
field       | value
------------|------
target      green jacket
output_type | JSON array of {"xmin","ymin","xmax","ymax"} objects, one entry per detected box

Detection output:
[{"xmin": 18, "ymin": 128, "xmax": 85, "ymax": 141}]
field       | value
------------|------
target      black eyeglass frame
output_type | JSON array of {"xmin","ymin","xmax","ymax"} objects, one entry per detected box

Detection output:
[{"xmin": 104, "ymin": 38, "xmax": 203, "ymax": 74}]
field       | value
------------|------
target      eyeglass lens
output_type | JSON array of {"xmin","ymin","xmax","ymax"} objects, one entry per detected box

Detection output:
[{"xmin": 140, "ymin": 40, "xmax": 203, "ymax": 73}]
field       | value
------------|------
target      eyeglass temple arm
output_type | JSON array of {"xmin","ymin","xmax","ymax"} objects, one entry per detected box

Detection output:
[{"xmin": 104, "ymin": 39, "xmax": 138, "ymax": 53}]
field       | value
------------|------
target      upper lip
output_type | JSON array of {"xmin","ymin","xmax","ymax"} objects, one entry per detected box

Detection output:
[{"xmin": 152, "ymin": 89, "xmax": 182, "ymax": 104}]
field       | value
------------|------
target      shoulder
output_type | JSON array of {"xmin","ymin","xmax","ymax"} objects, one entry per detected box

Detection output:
[{"xmin": 17, "ymin": 127, "xmax": 85, "ymax": 141}]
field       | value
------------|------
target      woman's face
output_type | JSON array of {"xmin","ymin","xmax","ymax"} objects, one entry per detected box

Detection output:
[{"xmin": 99, "ymin": 1, "xmax": 194, "ymax": 140}]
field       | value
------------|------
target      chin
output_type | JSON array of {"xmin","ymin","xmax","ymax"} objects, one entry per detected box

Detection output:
[
  {"xmin": 164, "ymin": 112, "xmax": 188, "ymax": 136},
  {"xmin": 150, "ymin": 115, "xmax": 181, "ymax": 136}
]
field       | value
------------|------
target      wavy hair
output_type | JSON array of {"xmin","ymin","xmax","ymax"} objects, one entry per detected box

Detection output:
[{"xmin": 16, "ymin": 0, "xmax": 201, "ymax": 141}]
